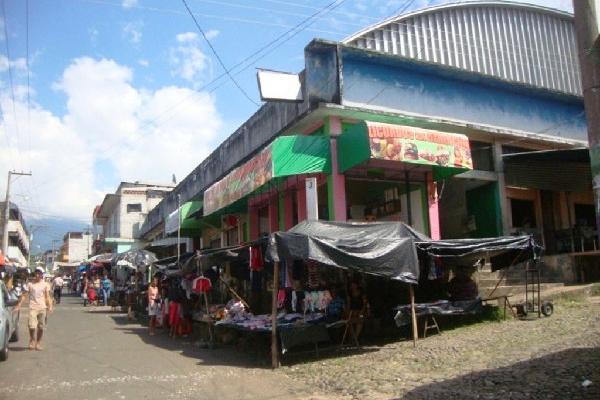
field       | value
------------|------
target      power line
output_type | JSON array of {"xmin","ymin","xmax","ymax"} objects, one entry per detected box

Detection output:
[
  {"xmin": 1, "ymin": 0, "xmax": 25, "ymax": 172},
  {"xmin": 26, "ymin": 0, "xmax": 350, "ymax": 193},
  {"xmin": 181, "ymin": 0, "xmax": 260, "ymax": 106}
]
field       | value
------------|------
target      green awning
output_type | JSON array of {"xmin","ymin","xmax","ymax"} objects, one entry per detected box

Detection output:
[
  {"xmin": 204, "ymin": 135, "xmax": 331, "ymax": 215},
  {"xmin": 338, "ymin": 121, "xmax": 473, "ymax": 180},
  {"xmin": 165, "ymin": 201, "xmax": 203, "ymax": 235}
]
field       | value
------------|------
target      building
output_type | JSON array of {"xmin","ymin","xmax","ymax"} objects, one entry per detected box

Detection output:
[
  {"xmin": 43, "ymin": 249, "xmax": 57, "ymax": 270},
  {"xmin": 59, "ymin": 231, "xmax": 92, "ymax": 263},
  {"xmin": 139, "ymin": 1, "xmax": 597, "ymax": 277},
  {"xmin": 92, "ymin": 182, "xmax": 174, "ymax": 255},
  {"xmin": 0, "ymin": 202, "xmax": 30, "ymax": 267}
]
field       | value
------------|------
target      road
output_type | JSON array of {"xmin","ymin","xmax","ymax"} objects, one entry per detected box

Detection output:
[{"xmin": 0, "ymin": 294, "xmax": 310, "ymax": 400}]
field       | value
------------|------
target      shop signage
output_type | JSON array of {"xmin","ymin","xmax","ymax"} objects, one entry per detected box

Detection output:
[
  {"xmin": 367, "ymin": 123, "xmax": 473, "ymax": 169},
  {"xmin": 204, "ymin": 145, "xmax": 273, "ymax": 216}
]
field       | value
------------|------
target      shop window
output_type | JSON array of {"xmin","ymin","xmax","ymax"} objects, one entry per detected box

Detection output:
[
  {"xmin": 574, "ymin": 204, "xmax": 596, "ymax": 228},
  {"xmin": 209, "ymin": 238, "xmax": 221, "ymax": 249},
  {"xmin": 225, "ymin": 228, "xmax": 239, "ymax": 246},
  {"xmin": 127, "ymin": 203, "xmax": 142, "ymax": 213},
  {"xmin": 470, "ymin": 141, "xmax": 494, "ymax": 171},
  {"xmin": 510, "ymin": 198, "xmax": 537, "ymax": 228}
]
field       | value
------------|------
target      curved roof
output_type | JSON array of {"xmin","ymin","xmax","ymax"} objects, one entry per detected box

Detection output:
[{"xmin": 342, "ymin": 1, "xmax": 581, "ymax": 96}]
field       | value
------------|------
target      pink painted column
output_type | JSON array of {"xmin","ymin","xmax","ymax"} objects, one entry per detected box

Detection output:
[
  {"xmin": 284, "ymin": 191, "xmax": 294, "ymax": 230},
  {"xmin": 268, "ymin": 195, "xmax": 279, "ymax": 233},
  {"xmin": 248, "ymin": 205, "xmax": 260, "ymax": 241},
  {"xmin": 427, "ymin": 172, "xmax": 441, "ymax": 240},
  {"xmin": 296, "ymin": 184, "xmax": 307, "ymax": 223},
  {"xmin": 328, "ymin": 117, "xmax": 347, "ymax": 221}
]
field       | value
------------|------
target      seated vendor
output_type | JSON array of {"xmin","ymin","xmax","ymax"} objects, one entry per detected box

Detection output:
[
  {"xmin": 448, "ymin": 269, "xmax": 479, "ymax": 302},
  {"xmin": 326, "ymin": 287, "xmax": 345, "ymax": 321},
  {"xmin": 347, "ymin": 281, "xmax": 370, "ymax": 337}
]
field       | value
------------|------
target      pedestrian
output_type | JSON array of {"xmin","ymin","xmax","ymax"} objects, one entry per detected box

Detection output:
[
  {"xmin": 101, "ymin": 273, "xmax": 112, "ymax": 307},
  {"xmin": 52, "ymin": 275, "xmax": 64, "ymax": 304},
  {"xmin": 82, "ymin": 273, "xmax": 89, "ymax": 306},
  {"xmin": 147, "ymin": 276, "xmax": 160, "ymax": 336},
  {"xmin": 13, "ymin": 267, "xmax": 53, "ymax": 351}
]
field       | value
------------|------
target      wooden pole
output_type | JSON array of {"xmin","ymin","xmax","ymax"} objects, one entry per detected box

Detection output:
[
  {"xmin": 409, "ymin": 284, "xmax": 418, "ymax": 347},
  {"xmin": 271, "ymin": 261, "xmax": 280, "ymax": 368}
]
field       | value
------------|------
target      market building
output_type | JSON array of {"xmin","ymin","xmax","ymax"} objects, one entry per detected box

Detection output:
[
  {"xmin": 139, "ymin": 1, "xmax": 597, "ymax": 278},
  {"xmin": 93, "ymin": 182, "xmax": 174, "ymax": 255},
  {"xmin": 0, "ymin": 201, "xmax": 30, "ymax": 267},
  {"xmin": 59, "ymin": 231, "xmax": 92, "ymax": 263}
]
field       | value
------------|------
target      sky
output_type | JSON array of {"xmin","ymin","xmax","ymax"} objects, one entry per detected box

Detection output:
[{"xmin": 0, "ymin": 0, "xmax": 573, "ymax": 248}]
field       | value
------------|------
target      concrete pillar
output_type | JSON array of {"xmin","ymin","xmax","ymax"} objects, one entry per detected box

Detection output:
[
  {"xmin": 327, "ymin": 116, "xmax": 347, "ymax": 221},
  {"xmin": 574, "ymin": 1, "xmax": 600, "ymax": 236},
  {"xmin": 269, "ymin": 195, "xmax": 279, "ymax": 233},
  {"xmin": 248, "ymin": 205, "xmax": 259, "ymax": 241},
  {"xmin": 493, "ymin": 142, "xmax": 511, "ymax": 235},
  {"xmin": 296, "ymin": 183, "xmax": 307, "ymax": 223},
  {"xmin": 283, "ymin": 191, "xmax": 294, "ymax": 230},
  {"xmin": 427, "ymin": 172, "xmax": 441, "ymax": 240}
]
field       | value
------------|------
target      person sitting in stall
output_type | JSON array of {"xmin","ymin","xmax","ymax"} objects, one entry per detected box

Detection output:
[
  {"xmin": 147, "ymin": 276, "xmax": 160, "ymax": 336},
  {"xmin": 326, "ymin": 286, "xmax": 345, "ymax": 322},
  {"xmin": 346, "ymin": 280, "xmax": 370, "ymax": 338},
  {"xmin": 448, "ymin": 268, "xmax": 479, "ymax": 302}
]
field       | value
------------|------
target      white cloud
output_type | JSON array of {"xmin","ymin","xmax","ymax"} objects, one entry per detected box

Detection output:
[
  {"xmin": 138, "ymin": 59, "xmax": 149, "ymax": 67},
  {"xmin": 205, "ymin": 29, "xmax": 220, "ymax": 40},
  {"xmin": 122, "ymin": 0, "xmax": 138, "ymax": 8},
  {"xmin": 176, "ymin": 32, "xmax": 198, "ymax": 43},
  {"xmin": 0, "ymin": 57, "xmax": 223, "ymax": 221},
  {"xmin": 123, "ymin": 21, "xmax": 143, "ymax": 45},
  {"xmin": 170, "ymin": 32, "xmax": 211, "ymax": 85},
  {"xmin": 0, "ymin": 55, "xmax": 27, "ymax": 73}
]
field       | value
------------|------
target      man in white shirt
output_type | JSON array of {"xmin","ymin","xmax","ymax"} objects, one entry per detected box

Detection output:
[
  {"xmin": 52, "ymin": 275, "xmax": 65, "ymax": 304},
  {"xmin": 14, "ymin": 267, "xmax": 53, "ymax": 350}
]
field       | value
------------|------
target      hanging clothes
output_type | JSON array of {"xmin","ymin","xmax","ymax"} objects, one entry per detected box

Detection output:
[
  {"xmin": 192, "ymin": 276, "xmax": 212, "ymax": 293},
  {"xmin": 249, "ymin": 246, "xmax": 264, "ymax": 271},
  {"xmin": 307, "ymin": 261, "xmax": 320, "ymax": 289}
]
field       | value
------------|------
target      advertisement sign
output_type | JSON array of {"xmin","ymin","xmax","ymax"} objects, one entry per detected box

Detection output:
[
  {"xmin": 367, "ymin": 123, "xmax": 473, "ymax": 170},
  {"xmin": 204, "ymin": 145, "xmax": 273, "ymax": 215}
]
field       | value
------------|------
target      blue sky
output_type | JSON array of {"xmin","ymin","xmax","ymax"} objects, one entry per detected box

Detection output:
[{"xmin": 0, "ymin": 0, "xmax": 572, "ymax": 247}]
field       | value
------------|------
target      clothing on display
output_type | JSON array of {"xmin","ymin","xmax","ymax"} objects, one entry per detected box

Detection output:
[
  {"xmin": 192, "ymin": 277, "xmax": 212, "ymax": 293},
  {"xmin": 249, "ymin": 246, "xmax": 264, "ymax": 271},
  {"xmin": 427, "ymin": 256, "xmax": 445, "ymax": 280},
  {"xmin": 307, "ymin": 261, "xmax": 320, "ymax": 289}
]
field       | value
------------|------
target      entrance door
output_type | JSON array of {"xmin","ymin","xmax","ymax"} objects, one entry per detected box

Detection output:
[{"xmin": 466, "ymin": 182, "xmax": 502, "ymax": 238}]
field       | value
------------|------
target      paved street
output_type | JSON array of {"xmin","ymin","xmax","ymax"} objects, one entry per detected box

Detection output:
[{"xmin": 0, "ymin": 294, "xmax": 308, "ymax": 400}]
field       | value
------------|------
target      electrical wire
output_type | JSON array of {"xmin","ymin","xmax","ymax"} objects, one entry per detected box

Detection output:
[{"xmin": 181, "ymin": 0, "xmax": 260, "ymax": 106}]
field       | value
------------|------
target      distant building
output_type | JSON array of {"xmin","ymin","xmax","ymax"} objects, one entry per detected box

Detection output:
[
  {"xmin": 43, "ymin": 249, "xmax": 57, "ymax": 270},
  {"xmin": 92, "ymin": 182, "xmax": 174, "ymax": 255},
  {"xmin": 0, "ymin": 202, "xmax": 30, "ymax": 267},
  {"xmin": 59, "ymin": 231, "xmax": 92, "ymax": 263}
]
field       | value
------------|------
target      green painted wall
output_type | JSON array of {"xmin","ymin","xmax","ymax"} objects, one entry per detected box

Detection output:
[{"xmin": 466, "ymin": 182, "xmax": 503, "ymax": 238}]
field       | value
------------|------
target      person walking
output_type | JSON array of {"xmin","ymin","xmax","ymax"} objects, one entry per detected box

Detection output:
[
  {"xmin": 52, "ymin": 275, "xmax": 64, "ymax": 304},
  {"xmin": 100, "ymin": 274, "xmax": 112, "ymax": 307},
  {"xmin": 147, "ymin": 276, "xmax": 160, "ymax": 336},
  {"xmin": 13, "ymin": 267, "xmax": 53, "ymax": 351}
]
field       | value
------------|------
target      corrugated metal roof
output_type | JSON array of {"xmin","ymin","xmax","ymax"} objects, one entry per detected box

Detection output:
[{"xmin": 342, "ymin": 1, "xmax": 581, "ymax": 96}]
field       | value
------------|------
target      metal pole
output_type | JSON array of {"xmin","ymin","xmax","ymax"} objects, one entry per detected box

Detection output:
[
  {"xmin": 271, "ymin": 261, "xmax": 280, "ymax": 368},
  {"xmin": 2, "ymin": 171, "xmax": 13, "ymax": 256},
  {"xmin": 405, "ymin": 171, "xmax": 412, "ymax": 225},
  {"xmin": 177, "ymin": 194, "xmax": 181, "ymax": 265},
  {"xmin": 2, "ymin": 171, "xmax": 32, "ymax": 257}
]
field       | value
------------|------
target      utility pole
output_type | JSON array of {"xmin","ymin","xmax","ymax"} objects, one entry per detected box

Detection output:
[
  {"xmin": 27, "ymin": 224, "xmax": 48, "ymax": 271},
  {"xmin": 51, "ymin": 238, "xmax": 61, "ymax": 272},
  {"xmin": 573, "ymin": 1, "xmax": 600, "ymax": 238},
  {"xmin": 2, "ymin": 170, "xmax": 32, "ymax": 257}
]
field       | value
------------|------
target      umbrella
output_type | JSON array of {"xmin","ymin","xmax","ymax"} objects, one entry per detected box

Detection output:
[{"xmin": 112, "ymin": 249, "xmax": 157, "ymax": 268}]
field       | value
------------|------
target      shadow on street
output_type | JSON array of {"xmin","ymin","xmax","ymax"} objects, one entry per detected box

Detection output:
[{"xmin": 400, "ymin": 347, "xmax": 600, "ymax": 400}]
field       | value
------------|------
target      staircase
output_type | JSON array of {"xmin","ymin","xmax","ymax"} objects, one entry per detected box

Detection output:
[{"xmin": 475, "ymin": 262, "xmax": 565, "ymax": 300}]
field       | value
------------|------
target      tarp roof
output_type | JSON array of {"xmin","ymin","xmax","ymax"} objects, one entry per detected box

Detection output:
[
  {"xmin": 267, "ymin": 220, "xmax": 426, "ymax": 284},
  {"xmin": 267, "ymin": 221, "xmax": 540, "ymax": 283}
]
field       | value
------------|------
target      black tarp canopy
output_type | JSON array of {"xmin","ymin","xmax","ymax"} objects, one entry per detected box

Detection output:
[
  {"xmin": 267, "ymin": 220, "xmax": 427, "ymax": 284},
  {"xmin": 415, "ymin": 236, "xmax": 541, "ymax": 271},
  {"xmin": 267, "ymin": 220, "xmax": 541, "ymax": 284}
]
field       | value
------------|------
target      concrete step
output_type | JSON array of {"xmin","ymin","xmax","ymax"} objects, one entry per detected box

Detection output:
[{"xmin": 479, "ymin": 283, "xmax": 564, "ymax": 298}]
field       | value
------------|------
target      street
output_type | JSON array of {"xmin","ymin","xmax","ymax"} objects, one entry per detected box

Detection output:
[{"xmin": 0, "ymin": 294, "xmax": 308, "ymax": 400}]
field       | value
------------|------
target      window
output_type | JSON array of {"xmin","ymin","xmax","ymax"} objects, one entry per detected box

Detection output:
[
  {"xmin": 510, "ymin": 198, "xmax": 536, "ymax": 228},
  {"xmin": 127, "ymin": 203, "xmax": 142, "ymax": 213}
]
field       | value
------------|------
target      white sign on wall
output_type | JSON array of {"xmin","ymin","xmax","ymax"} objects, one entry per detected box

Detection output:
[
  {"xmin": 305, "ymin": 177, "xmax": 319, "ymax": 220},
  {"xmin": 257, "ymin": 69, "xmax": 303, "ymax": 102}
]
